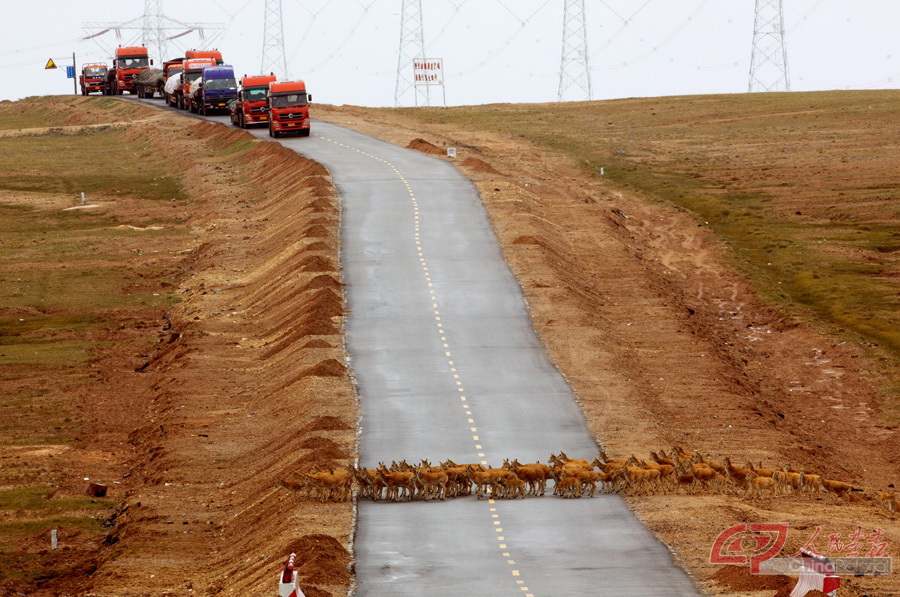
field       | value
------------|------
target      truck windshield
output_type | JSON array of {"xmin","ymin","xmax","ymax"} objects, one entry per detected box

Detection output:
[
  {"xmin": 85, "ymin": 68, "xmax": 107, "ymax": 78},
  {"xmin": 185, "ymin": 73, "xmax": 203, "ymax": 86},
  {"xmin": 271, "ymin": 93, "xmax": 308, "ymax": 107},
  {"xmin": 205, "ymin": 78, "xmax": 236, "ymax": 91},
  {"xmin": 244, "ymin": 87, "xmax": 268, "ymax": 101},
  {"xmin": 118, "ymin": 57, "xmax": 150, "ymax": 69},
  {"xmin": 167, "ymin": 67, "xmax": 183, "ymax": 77}
]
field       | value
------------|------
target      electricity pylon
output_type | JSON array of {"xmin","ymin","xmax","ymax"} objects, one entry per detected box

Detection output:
[
  {"xmin": 83, "ymin": 0, "xmax": 224, "ymax": 65},
  {"xmin": 749, "ymin": 0, "xmax": 790, "ymax": 92},
  {"xmin": 262, "ymin": 0, "xmax": 288, "ymax": 78},
  {"xmin": 395, "ymin": 0, "xmax": 429, "ymax": 107},
  {"xmin": 558, "ymin": 0, "xmax": 592, "ymax": 102}
]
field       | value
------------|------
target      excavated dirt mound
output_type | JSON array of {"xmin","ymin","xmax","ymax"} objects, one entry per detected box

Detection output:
[
  {"xmin": 460, "ymin": 156, "xmax": 502, "ymax": 174},
  {"xmin": 406, "ymin": 137, "xmax": 444, "ymax": 155}
]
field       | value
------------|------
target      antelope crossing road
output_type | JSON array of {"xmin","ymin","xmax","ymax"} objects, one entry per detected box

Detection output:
[{"xmin": 172, "ymin": 105, "xmax": 700, "ymax": 595}]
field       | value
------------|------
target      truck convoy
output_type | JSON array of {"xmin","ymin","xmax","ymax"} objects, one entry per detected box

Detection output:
[
  {"xmin": 106, "ymin": 46, "xmax": 152, "ymax": 95},
  {"xmin": 79, "ymin": 63, "xmax": 108, "ymax": 95},
  {"xmin": 94, "ymin": 46, "xmax": 313, "ymax": 139},
  {"xmin": 266, "ymin": 81, "xmax": 312, "ymax": 138},
  {"xmin": 228, "ymin": 73, "xmax": 276, "ymax": 128},
  {"xmin": 189, "ymin": 65, "xmax": 238, "ymax": 115}
]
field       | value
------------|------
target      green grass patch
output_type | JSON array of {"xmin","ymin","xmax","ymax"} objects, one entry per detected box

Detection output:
[
  {"xmin": 215, "ymin": 137, "xmax": 256, "ymax": 157},
  {"xmin": 381, "ymin": 90, "xmax": 900, "ymax": 368},
  {"xmin": 0, "ymin": 486, "xmax": 113, "ymax": 512},
  {"xmin": 0, "ymin": 133, "xmax": 186, "ymax": 201}
]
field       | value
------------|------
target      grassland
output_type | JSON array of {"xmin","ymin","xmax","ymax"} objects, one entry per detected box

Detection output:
[
  {"xmin": 0, "ymin": 98, "xmax": 190, "ymax": 588},
  {"xmin": 386, "ymin": 91, "xmax": 900, "ymax": 369}
]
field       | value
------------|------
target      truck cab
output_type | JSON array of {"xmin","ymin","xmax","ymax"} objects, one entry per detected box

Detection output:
[
  {"xmin": 79, "ymin": 62, "xmax": 108, "ymax": 95},
  {"xmin": 176, "ymin": 58, "xmax": 217, "ymax": 110},
  {"xmin": 229, "ymin": 73, "xmax": 277, "ymax": 128},
  {"xmin": 107, "ymin": 46, "xmax": 151, "ymax": 95},
  {"xmin": 266, "ymin": 81, "xmax": 312, "ymax": 138},
  {"xmin": 190, "ymin": 65, "xmax": 238, "ymax": 115},
  {"xmin": 184, "ymin": 49, "xmax": 224, "ymax": 66}
]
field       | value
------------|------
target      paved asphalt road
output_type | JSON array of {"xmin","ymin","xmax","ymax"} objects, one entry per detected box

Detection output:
[{"xmin": 148, "ymin": 101, "xmax": 700, "ymax": 596}]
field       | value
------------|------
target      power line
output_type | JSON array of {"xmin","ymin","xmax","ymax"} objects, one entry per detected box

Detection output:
[{"xmin": 82, "ymin": 1, "xmax": 225, "ymax": 65}]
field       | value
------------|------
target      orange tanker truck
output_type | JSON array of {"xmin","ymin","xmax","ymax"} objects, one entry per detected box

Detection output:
[
  {"xmin": 106, "ymin": 46, "xmax": 152, "ymax": 95},
  {"xmin": 265, "ymin": 80, "xmax": 312, "ymax": 138},
  {"xmin": 229, "ymin": 73, "xmax": 276, "ymax": 128},
  {"xmin": 79, "ymin": 62, "xmax": 108, "ymax": 95}
]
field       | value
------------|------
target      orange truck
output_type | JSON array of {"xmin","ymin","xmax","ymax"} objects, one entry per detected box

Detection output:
[
  {"xmin": 184, "ymin": 49, "xmax": 224, "ymax": 65},
  {"xmin": 79, "ymin": 62, "xmax": 108, "ymax": 95},
  {"xmin": 229, "ymin": 73, "xmax": 276, "ymax": 128},
  {"xmin": 265, "ymin": 80, "xmax": 312, "ymax": 138},
  {"xmin": 174, "ymin": 58, "xmax": 217, "ymax": 110},
  {"xmin": 106, "ymin": 46, "xmax": 152, "ymax": 95}
]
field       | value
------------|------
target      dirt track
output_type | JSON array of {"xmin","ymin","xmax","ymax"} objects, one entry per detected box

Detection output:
[{"xmin": 2, "ymin": 94, "xmax": 898, "ymax": 596}]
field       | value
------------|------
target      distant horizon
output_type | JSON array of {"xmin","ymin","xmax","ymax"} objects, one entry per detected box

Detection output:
[{"xmin": 2, "ymin": 0, "xmax": 897, "ymax": 106}]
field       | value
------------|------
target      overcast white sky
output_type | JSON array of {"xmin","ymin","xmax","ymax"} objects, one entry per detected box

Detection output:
[{"xmin": 1, "ymin": 1, "xmax": 897, "ymax": 106}]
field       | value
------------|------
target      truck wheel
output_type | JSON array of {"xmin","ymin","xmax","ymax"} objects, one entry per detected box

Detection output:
[{"xmin": 299, "ymin": 129, "xmax": 311, "ymax": 137}]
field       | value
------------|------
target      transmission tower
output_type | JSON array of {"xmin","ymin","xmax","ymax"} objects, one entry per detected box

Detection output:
[
  {"xmin": 395, "ymin": 0, "xmax": 429, "ymax": 107},
  {"xmin": 558, "ymin": 0, "xmax": 592, "ymax": 102},
  {"xmin": 749, "ymin": 0, "xmax": 790, "ymax": 92},
  {"xmin": 261, "ymin": 0, "xmax": 288, "ymax": 79},
  {"xmin": 83, "ymin": 1, "xmax": 224, "ymax": 65},
  {"xmin": 143, "ymin": 0, "xmax": 167, "ymax": 67}
]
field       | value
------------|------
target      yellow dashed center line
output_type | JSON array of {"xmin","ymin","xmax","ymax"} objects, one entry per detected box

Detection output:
[{"xmin": 317, "ymin": 132, "xmax": 535, "ymax": 597}]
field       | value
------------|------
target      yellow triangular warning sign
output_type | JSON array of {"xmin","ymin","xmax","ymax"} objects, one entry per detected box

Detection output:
[{"xmin": 45, "ymin": 58, "xmax": 57, "ymax": 70}]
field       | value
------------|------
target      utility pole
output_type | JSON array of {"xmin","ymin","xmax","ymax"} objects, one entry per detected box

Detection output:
[
  {"xmin": 558, "ymin": 0, "xmax": 592, "ymax": 102},
  {"xmin": 261, "ymin": 0, "xmax": 288, "ymax": 79},
  {"xmin": 395, "ymin": 0, "xmax": 429, "ymax": 107},
  {"xmin": 749, "ymin": 0, "xmax": 790, "ymax": 92}
]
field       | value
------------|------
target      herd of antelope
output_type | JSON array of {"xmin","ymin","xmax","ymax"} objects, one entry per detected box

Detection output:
[{"xmin": 284, "ymin": 447, "xmax": 897, "ymax": 511}]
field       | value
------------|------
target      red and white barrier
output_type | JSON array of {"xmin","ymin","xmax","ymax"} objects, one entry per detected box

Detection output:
[
  {"xmin": 278, "ymin": 553, "xmax": 306, "ymax": 597},
  {"xmin": 790, "ymin": 549, "xmax": 840, "ymax": 597}
]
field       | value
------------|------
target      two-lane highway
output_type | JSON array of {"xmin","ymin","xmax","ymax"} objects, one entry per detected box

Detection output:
[{"xmin": 168, "ymin": 105, "xmax": 699, "ymax": 595}]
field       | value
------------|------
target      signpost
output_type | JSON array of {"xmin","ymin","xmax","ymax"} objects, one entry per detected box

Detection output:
[
  {"xmin": 46, "ymin": 53, "xmax": 77, "ymax": 94},
  {"xmin": 412, "ymin": 58, "xmax": 445, "ymax": 107}
]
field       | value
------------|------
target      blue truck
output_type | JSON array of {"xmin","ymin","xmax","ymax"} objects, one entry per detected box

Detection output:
[{"xmin": 189, "ymin": 65, "xmax": 238, "ymax": 115}]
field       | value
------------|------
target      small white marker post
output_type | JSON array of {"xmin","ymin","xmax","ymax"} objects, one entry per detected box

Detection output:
[
  {"xmin": 81, "ymin": 192, "xmax": 86, "ymax": 205},
  {"xmin": 51, "ymin": 529, "xmax": 58, "ymax": 549},
  {"xmin": 600, "ymin": 167, "xmax": 605, "ymax": 176},
  {"xmin": 447, "ymin": 147, "xmax": 457, "ymax": 159}
]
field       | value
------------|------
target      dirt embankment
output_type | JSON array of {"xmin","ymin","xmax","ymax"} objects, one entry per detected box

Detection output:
[
  {"xmin": 315, "ymin": 102, "xmax": 900, "ymax": 596},
  {"xmin": 0, "ymin": 97, "xmax": 354, "ymax": 597}
]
